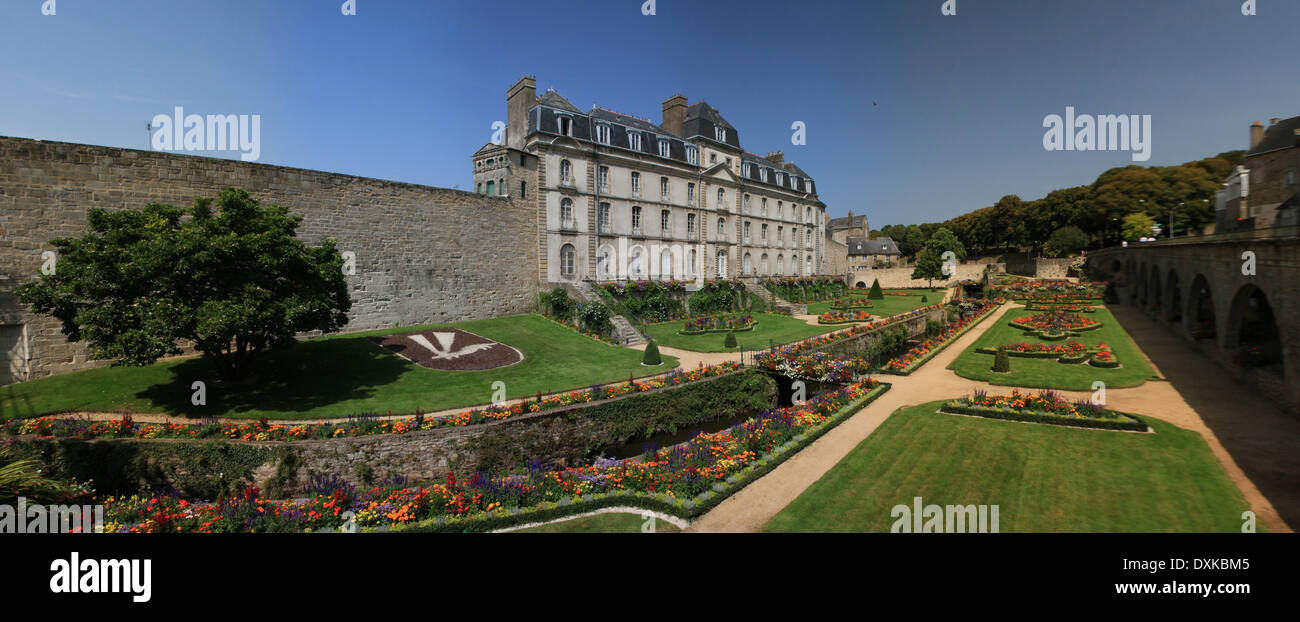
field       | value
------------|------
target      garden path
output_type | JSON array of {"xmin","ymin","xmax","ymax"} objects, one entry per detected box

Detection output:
[{"xmin": 686, "ymin": 301, "xmax": 1297, "ymax": 533}]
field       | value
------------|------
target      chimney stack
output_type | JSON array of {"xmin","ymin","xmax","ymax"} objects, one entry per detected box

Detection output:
[
  {"xmin": 1271, "ymin": 118, "xmax": 1282, "ymax": 125},
  {"xmin": 506, "ymin": 76, "xmax": 537, "ymax": 150},
  {"xmin": 661, "ymin": 95, "xmax": 687, "ymax": 137},
  {"xmin": 1250, "ymin": 121, "xmax": 1265, "ymax": 150},
  {"xmin": 766, "ymin": 151, "xmax": 784, "ymax": 165}
]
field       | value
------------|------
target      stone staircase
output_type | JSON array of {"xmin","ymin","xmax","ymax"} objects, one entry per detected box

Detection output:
[
  {"xmin": 759, "ymin": 285, "xmax": 807, "ymax": 315},
  {"xmin": 572, "ymin": 282, "xmax": 647, "ymax": 346}
]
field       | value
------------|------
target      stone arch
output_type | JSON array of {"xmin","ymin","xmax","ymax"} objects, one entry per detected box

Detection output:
[
  {"xmin": 1135, "ymin": 262, "xmax": 1149, "ymax": 308},
  {"xmin": 1163, "ymin": 268, "xmax": 1182, "ymax": 325},
  {"xmin": 1186, "ymin": 273, "xmax": 1216, "ymax": 342},
  {"xmin": 1223, "ymin": 284, "xmax": 1284, "ymax": 374},
  {"xmin": 596, "ymin": 244, "xmax": 615, "ymax": 280},
  {"xmin": 855, "ymin": 280, "xmax": 866, "ymax": 288},
  {"xmin": 1146, "ymin": 264, "xmax": 1162, "ymax": 314}
]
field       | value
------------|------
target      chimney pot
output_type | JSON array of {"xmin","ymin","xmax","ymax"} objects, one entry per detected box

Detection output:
[
  {"xmin": 1250, "ymin": 121, "xmax": 1265, "ymax": 150},
  {"xmin": 661, "ymin": 95, "xmax": 687, "ymax": 137}
]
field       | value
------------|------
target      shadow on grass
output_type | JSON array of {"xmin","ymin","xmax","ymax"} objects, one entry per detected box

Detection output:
[
  {"xmin": 135, "ymin": 337, "xmax": 409, "ymax": 418},
  {"xmin": 1, "ymin": 383, "xmax": 36, "ymax": 420},
  {"xmin": 1109, "ymin": 303, "xmax": 1300, "ymax": 531}
]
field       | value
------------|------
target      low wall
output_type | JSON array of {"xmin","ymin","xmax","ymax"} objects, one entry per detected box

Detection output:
[
  {"xmin": 9, "ymin": 371, "xmax": 778, "ymax": 498},
  {"xmin": 848, "ymin": 264, "xmax": 986, "ymax": 289}
]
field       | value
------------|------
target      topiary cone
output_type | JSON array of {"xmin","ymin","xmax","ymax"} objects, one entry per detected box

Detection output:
[
  {"xmin": 724, "ymin": 331, "xmax": 738, "ymax": 348},
  {"xmin": 868, "ymin": 278, "xmax": 884, "ymax": 300},
  {"xmin": 992, "ymin": 348, "xmax": 1011, "ymax": 373},
  {"xmin": 642, "ymin": 338, "xmax": 662, "ymax": 366}
]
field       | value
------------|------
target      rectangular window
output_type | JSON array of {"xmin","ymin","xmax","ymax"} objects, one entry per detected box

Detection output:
[
  {"xmin": 687, "ymin": 213, "xmax": 696, "ymax": 237},
  {"xmin": 599, "ymin": 166, "xmax": 609, "ymax": 191},
  {"xmin": 596, "ymin": 124, "xmax": 611, "ymax": 144},
  {"xmin": 760, "ymin": 168, "xmax": 769, "ymax": 183},
  {"xmin": 558, "ymin": 116, "xmax": 572, "ymax": 136},
  {"xmin": 661, "ymin": 210, "xmax": 671, "ymax": 236},
  {"xmin": 632, "ymin": 206, "xmax": 642, "ymax": 236},
  {"xmin": 629, "ymin": 133, "xmax": 642, "ymax": 151},
  {"xmin": 777, "ymin": 226, "xmax": 783, "ymax": 247},
  {"xmin": 761, "ymin": 223, "xmax": 768, "ymax": 243},
  {"xmin": 631, "ymin": 172, "xmax": 641, "ymax": 197},
  {"xmin": 687, "ymin": 147, "xmax": 698, "ymax": 165},
  {"xmin": 761, "ymin": 198, "xmax": 767, "ymax": 216},
  {"xmin": 520, "ymin": 181, "xmax": 526, "ymax": 199},
  {"xmin": 776, "ymin": 172, "xmax": 784, "ymax": 186},
  {"xmin": 661, "ymin": 177, "xmax": 670, "ymax": 201},
  {"xmin": 715, "ymin": 126, "xmax": 727, "ymax": 142},
  {"xmin": 658, "ymin": 140, "xmax": 671, "ymax": 158},
  {"xmin": 687, "ymin": 182, "xmax": 695, "ymax": 203},
  {"xmin": 743, "ymin": 221, "xmax": 751, "ymax": 243},
  {"xmin": 742, "ymin": 162, "xmax": 751, "ymax": 177},
  {"xmin": 599, "ymin": 202, "xmax": 611, "ymax": 233},
  {"xmin": 717, "ymin": 188, "xmax": 726, "ymax": 210},
  {"xmin": 743, "ymin": 194, "xmax": 751, "ymax": 214}
]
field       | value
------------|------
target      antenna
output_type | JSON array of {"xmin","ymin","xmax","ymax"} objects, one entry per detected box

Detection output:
[{"xmin": 145, "ymin": 121, "xmax": 152, "ymax": 149}]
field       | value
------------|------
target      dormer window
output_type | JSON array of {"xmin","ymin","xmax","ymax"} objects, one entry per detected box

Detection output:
[
  {"xmin": 629, "ymin": 132, "xmax": 642, "ymax": 151},
  {"xmin": 791, "ymin": 176, "xmax": 799, "ymax": 189},
  {"xmin": 775, "ymin": 172, "xmax": 784, "ymax": 186},
  {"xmin": 557, "ymin": 116, "xmax": 573, "ymax": 136},
  {"xmin": 759, "ymin": 168, "xmax": 769, "ymax": 183},
  {"xmin": 595, "ymin": 124, "xmax": 611, "ymax": 144},
  {"xmin": 657, "ymin": 139, "xmax": 671, "ymax": 158},
  {"xmin": 686, "ymin": 147, "xmax": 698, "ymax": 165},
  {"xmin": 742, "ymin": 163, "xmax": 751, "ymax": 177},
  {"xmin": 715, "ymin": 126, "xmax": 728, "ymax": 142}
]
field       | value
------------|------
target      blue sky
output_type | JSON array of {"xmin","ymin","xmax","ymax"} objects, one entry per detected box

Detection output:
[{"xmin": 1, "ymin": 0, "xmax": 1296, "ymax": 227}]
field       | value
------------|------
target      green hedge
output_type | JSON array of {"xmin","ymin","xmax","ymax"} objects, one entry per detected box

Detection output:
[
  {"xmin": 939, "ymin": 403, "xmax": 1147, "ymax": 432},
  {"xmin": 379, "ymin": 383, "xmax": 892, "ymax": 533}
]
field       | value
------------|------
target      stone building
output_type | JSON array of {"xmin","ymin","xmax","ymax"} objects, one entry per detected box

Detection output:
[
  {"xmin": 1216, "ymin": 116, "xmax": 1300, "ymax": 231},
  {"xmin": 471, "ymin": 76, "xmax": 828, "ymax": 284}
]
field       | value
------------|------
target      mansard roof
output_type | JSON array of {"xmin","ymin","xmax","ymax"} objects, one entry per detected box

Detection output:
[
  {"xmin": 848, "ymin": 237, "xmax": 900, "ymax": 256},
  {"xmin": 537, "ymin": 88, "xmax": 582, "ymax": 114},
  {"xmin": 1249, "ymin": 115, "xmax": 1300, "ymax": 156},
  {"xmin": 589, "ymin": 107, "xmax": 672, "ymax": 136}
]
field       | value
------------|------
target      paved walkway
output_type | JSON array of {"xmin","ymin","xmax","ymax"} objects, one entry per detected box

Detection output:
[{"xmin": 686, "ymin": 301, "xmax": 1297, "ymax": 533}]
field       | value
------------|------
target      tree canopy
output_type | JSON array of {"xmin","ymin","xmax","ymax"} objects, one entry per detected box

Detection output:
[{"xmin": 17, "ymin": 188, "xmax": 352, "ymax": 383}]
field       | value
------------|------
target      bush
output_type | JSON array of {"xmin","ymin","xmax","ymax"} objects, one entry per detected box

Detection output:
[
  {"xmin": 642, "ymin": 339, "xmax": 662, "ymax": 366},
  {"xmin": 724, "ymin": 331, "xmax": 738, "ymax": 348},
  {"xmin": 868, "ymin": 279, "xmax": 884, "ymax": 299},
  {"xmin": 920, "ymin": 295, "xmax": 928, "ymax": 303},
  {"xmin": 992, "ymin": 348, "xmax": 1011, "ymax": 373},
  {"xmin": 578, "ymin": 302, "xmax": 612, "ymax": 335}
]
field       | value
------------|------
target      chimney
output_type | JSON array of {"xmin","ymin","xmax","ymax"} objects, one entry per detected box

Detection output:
[
  {"xmin": 506, "ymin": 76, "xmax": 537, "ymax": 150},
  {"xmin": 765, "ymin": 151, "xmax": 784, "ymax": 165},
  {"xmin": 1250, "ymin": 121, "xmax": 1264, "ymax": 150},
  {"xmin": 1270, "ymin": 118, "xmax": 1282, "ymax": 125},
  {"xmin": 661, "ymin": 95, "xmax": 687, "ymax": 137}
]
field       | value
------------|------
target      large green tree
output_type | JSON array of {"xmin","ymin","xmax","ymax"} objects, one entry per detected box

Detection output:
[
  {"xmin": 1121, "ymin": 212, "xmax": 1157, "ymax": 242},
  {"xmin": 17, "ymin": 188, "xmax": 352, "ymax": 383}
]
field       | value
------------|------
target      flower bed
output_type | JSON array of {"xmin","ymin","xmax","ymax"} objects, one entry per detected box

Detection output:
[
  {"xmin": 98, "ymin": 380, "xmax": 892, "ymax": 533},
  {"xmin": 755, "ymin": 350, "xmax": 870, "ymax": 382},
  {"xmin": 940, "ymin": 389, "xmax": 1146, "ymax": 431},
  {"xmin": 1024, "ymin": 303, "xmax": 1097, "ymax": 313},
  {"xmin": 819, "ymin": 310, "xmax": 874, "ymax": 325},
  {"xmin": 679, "ymin": 314, "xmax": 756, "ymax": 334},
  {"xmin": 830, "ymin": 299, "xmax": 874, "ymax": 310},
  {"xmin": 988, "ymin": 279, "xmax": 1106, "ymax": 301},
  {"xmin": 4, "ymin": 362, "xmax": 741, "ymax": 442},
  {"xmin": 1090, "ymin": 349, "xmax": 1120, "ymax": 368},
  {"xmin": 1010, "ymin": 309, "xmax": 1101, "ymax": 338},
  {"xmin": 975, "ymin": 341, "xmax": 1114, "ymax": 366},
  {"xmin": 879, "ymin": 300, "xmax": 1000, "ymax": 375}
]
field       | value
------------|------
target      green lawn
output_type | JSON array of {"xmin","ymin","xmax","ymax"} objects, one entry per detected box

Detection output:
[
  {"xmin": 640, "ymin": 313, "xmax": 836, "ymax": 353},
  {"xmin": 0, "ymin": 314, "xmax": 676, "ymax": 421},
  {"xmin": 763, "ymin": 402, "xmax": 1254, "ymax": 533},
  {"xmin": 806, "ymin": 289, "xmax": 937, "ymax": 318},
  {"xmin": 947, "ymin": 305, "xmax": 1157, "ymax": 390},
  {"xmin": 507, "ymin": 512, "xmax": 680, "ymax": 533}
]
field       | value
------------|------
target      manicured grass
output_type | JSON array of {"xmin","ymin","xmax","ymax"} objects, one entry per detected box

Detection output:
[
  {"xmin": 947, "ymin": 306, "xmax": 1157, "ymax": 390},
  {"xmin": 806, "ymin": 289, "xmax": 937, "ymax": 318},
  {"xmin": 640, "ymin": 313, "xmax": 837, "ymax": 353},
  {"xmin": 507, "ymin": 512, "xmax": 680, "ymax": 533},
  {"xmin": 0, "ymin": 314, "xmax": 676, "ymax": 421},
  {"xmin": 763, "ymin": 402, "xmax": 1255, "ymax": 533}
]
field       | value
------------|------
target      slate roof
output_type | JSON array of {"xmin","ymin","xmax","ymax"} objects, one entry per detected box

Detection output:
[
  {"xmin": 828, "ymin": 215, "xmax": 867, "ymax": 230},
  {"xmin": 847, "ymin": 236, "xmax": 900, "ymax": 256},
  {"xmin": 685, "ymin": 102, "xmax": 735, "ymax": 130},
  {"xmin": 537, "ymin": 89, "xmax": 582, "ymax": 113},
  {"xmin": 1249, "ymin": 116, "xmax": 1300, "ymax": 156},
  {"xmin": 589, "ymin": 107, "xmax": 671, "ymax": 136}
]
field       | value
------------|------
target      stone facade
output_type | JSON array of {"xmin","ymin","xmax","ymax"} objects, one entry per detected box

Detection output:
[{"xmin": 0, "ymin": 136, "xmax": 537, "ymax": 383}]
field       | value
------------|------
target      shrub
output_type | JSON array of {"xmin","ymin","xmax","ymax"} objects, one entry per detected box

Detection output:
[
  {"xmin": 724, "ymin": 331, "xmax": 738, "ymax": 348},
  {"xmin": 868, "ymin": 279, "xmax": 884, "ymax": 299},
  {"xmin": 920, "ymin": 295, "xmax": 928, "ymax": 303},
  {"xmin": 992, "ymin": 348, "xmax": 1011, "ymax": 373},
  {"xmin": 642, "ymin": 339, "xmax": 662, "ymax": 366}
]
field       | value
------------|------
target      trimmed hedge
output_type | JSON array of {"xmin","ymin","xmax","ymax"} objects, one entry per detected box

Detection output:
[
  {"xmin": 880, "ymin": 302, "xmax": 1000, "ymax": 376},
  {"xmin": 378, "ymin": 383, "xmax": 892, "ymax": 533},
  {"xmin": 939, "ymin": 403, "xmax": 1148, "ymax": 432},
  {"xmin": 679, "ymin": 323, "xmax": 758, "ymax": 335}
]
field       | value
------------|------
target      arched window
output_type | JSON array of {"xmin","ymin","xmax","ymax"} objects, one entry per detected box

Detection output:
[
  {"xmin": 597, "ymin": 244, "xmax": 615, "ymax": 279},
  {"xmin": 560, "ymin": 159, "xmax": 572, "ymax": 184},
  {"xmin": 560, "ymin": 198, "xmax": 574, "ymax": 229},
  {"xmin": 629, "ymin": 246, "xmax": 645, "ymax": 278},
  {"xmin": 717, "ymin": 188, "xmax": 726, "ymax": 209},
  {"xmin": 716, "ymin": 251, "xmax": 728, "ymax": 278},
  {"xmin": 776, "ymin": 255, "xmax": 784, "ymax": 275},
  {"xmin": 717, "ymin": 218, "xmax": 726, "ymax": 240},
  {"xmin": 792, "ymin": 256, "xmax": 800, "ymax": 276},
  {"xmin": 761, "ymin": 254, "xmax": 769, "ymax": 275},
  {"xmin": 485, "ymin": 180, "xmax": 495, "ymax": 195},
  {"xmin": 660, "ymin": 248, "xmax": 673, "ymax": 279},
  {"xmin": 559, "ymin": 244, "xmax": 576, "ymax": 278},
  {"xmin": 806, "ymin": 255, "xmax": 813, "ymax": 275},
  {"xmin": 688, "ymin": 249, "xmax": 697, "ymax": 275},
  {"xmin": 743, "ymin": 253, "xmax": 753, "ymax": 276}
]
